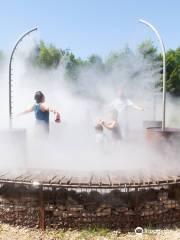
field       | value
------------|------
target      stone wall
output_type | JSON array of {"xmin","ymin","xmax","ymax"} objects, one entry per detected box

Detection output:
[{"xmin": 0, "ymin": 184, "xmax": 180, "ymax": 230}]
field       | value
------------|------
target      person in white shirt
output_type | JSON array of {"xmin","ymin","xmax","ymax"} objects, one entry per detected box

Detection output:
[{"xmin": 110, "ymin": 90, "xmax": 144, "ymax": 138}]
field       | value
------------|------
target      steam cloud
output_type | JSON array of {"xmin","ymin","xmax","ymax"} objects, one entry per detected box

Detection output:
[{"xmin": 0, "ymin": 37, "xmax": 179, "ymax": 180}]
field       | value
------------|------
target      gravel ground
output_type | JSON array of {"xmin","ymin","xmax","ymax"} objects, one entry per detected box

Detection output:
[{"xmin": 0, "ymin": 224, "xmax": 180, "ymax": 240}]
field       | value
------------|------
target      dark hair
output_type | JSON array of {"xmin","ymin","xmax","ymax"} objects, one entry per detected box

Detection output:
[
  {"xmin": 34, "ymin": 91, "xmax": 45, "ymax": 103},
  {"xmin": 95, "ymin": 124, "xmax": 103, "ymax": 132}
]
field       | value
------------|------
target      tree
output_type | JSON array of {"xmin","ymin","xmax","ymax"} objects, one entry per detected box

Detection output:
[
  {"xmin": 27, "ymin": 39, "xmax": 180, "ymax": 97},
  {"xmin": 64, "ymin": 51, "xmax": 84, "ymax": 81},
  {"xmin": 34, "ymin": 41, "xmax": 62, "ymax": 68},
  {"xmin": 0, "ymin": 50, "xmax": 4, "ymax": 62},
  {"xmin": 86, "ymin": 54, "xmax": 105, "ymax": 73},
  {"xmin": 105, "ymin": 45, "xmax": 133, "ymax": 72},
  {"xmin": 88, "ymin": 54, "xmax": 103, "ymax": 65},
  {"xmin": 137, "ymin": 40, "xmax": 158, "ymax": 60},
  {"xmin": 0, "ymin": 50, "xmax": 5, "ymax": 68},
  {"xmin": 165, "ymin": 48, "xmax": 180, "ymax": 96}
]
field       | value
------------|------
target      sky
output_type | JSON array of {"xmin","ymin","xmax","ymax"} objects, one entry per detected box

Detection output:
[{"xmin": 0, "ymin": 0, "xmax": 180, "ymax": 59}]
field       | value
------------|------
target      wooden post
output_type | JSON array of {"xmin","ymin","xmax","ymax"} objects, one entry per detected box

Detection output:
[
  {"xmin": 135, "ymin": 187, "xmax": 139, "ymax": 208},
  {"xmin": 39, "ymin": 186, "xmax": 45, "ymax": 230},
  {"xmin": 134, "ymin": 187, "xmax": 139, "ymax": 227}
]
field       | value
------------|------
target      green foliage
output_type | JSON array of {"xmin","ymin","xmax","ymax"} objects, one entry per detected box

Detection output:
[
  {"xmin": 138, "ymin": 39, "xmax": 158, "ymax": 60},
  {"xmin": 35, "ymin": 41, "xmax": 62, "ymax": 68},
  {"xmin": 105, "ymin": 45, "xmax": 133, "ymax": 71},
  {"xmin": 29, "ymin": 39, "xmax": 180, "ymax": 97},
  {"xmin": 64, "ymin": 51, "xmax": 84, "ymax": 81},
  {"xmin": 30, "ymin": 41, "xmax": 86, "ymax": 81},
  {"xmin": 166, "ymin": 48, "xmax": 180, "ymax": 96},
  {"xmin": 86, "ymin": 54, "xmax": 105, "ymax": 73},
  {"xmin": 0, "ymin": 51, "xmax": 3, "ymax": 59},
  {"xmin": 88, "ymin": 54, "xmax": 103, "ymax": 65},
  {"xmin": 0, "ymin": 51, "xmax": 4, "ymax": 64},
  {"xmin": 76, "ymin": 227, "xmax": 110, "ymax": 239}
]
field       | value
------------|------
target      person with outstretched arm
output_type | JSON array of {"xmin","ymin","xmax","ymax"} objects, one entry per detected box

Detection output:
[
  {"xmin": 18, "ymin": 91, "xmax": 60, "ymax": 134},
  {"xmin": 110, "ymin": 90, "xmax": 144, "ymax": 139}
]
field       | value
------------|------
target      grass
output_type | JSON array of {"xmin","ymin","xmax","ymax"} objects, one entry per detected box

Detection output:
[{"xmin": 1, "ymin": 224, "xmax": 180, "ymax": 239}]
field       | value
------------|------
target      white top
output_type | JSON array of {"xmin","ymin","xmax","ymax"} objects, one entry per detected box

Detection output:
[
  {"xmin": 110, "ymin": 97, "xmax": 135, "ymax": 114},
  {"xmin": 110, "ymin": 97, "xmax": 136, "ymax": 138}
]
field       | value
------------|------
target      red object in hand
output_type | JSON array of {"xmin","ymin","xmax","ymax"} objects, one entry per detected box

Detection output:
[{"xmin": 55, "ymin": 112, "xmax": 61, "ymax": 123}]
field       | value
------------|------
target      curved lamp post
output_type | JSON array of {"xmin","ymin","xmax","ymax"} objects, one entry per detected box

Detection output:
[
  {"xmin": 9, "ymin": 27, "xmax": 38, "ymax": 129},
  {"xmin": 139, "ymin": 19, "xmax": 166, "ymax": 131}
]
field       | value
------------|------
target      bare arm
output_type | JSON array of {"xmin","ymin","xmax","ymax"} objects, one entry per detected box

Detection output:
[
  {"xmin": 101, "ymin": 121, "xmax": 117, "ymax": 130},
  {"xmin": 132, "ymin": 105, "xmax": 144, "ymax": 111},
  {"xmin": 40, "ymin": 103, "xmax": 57, "ymax": 113},
  {"xmin": 128, "ymin": 100, "xmax": 144, "ymax": 111},
  {"xmin": 40, "ymin": 103, "xmax": 61, "ymax": 122},
  {"xmin": 17, "ymin": 105, "xmax": 34, "ymax": 116}
]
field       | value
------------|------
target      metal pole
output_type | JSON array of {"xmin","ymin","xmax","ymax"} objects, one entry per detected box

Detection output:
[
  {"xmin": 139, "ymin": 19, "xmax": 166, "ymax": 131},
  {"xmin": 9, "ymin": 27, "xmax": 38, "ymax": 129}
]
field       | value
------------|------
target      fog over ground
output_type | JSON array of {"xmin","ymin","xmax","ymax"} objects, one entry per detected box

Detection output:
[{"xmin": 0, "ymin": 37, "xmax": 179, "ymax": 179}]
